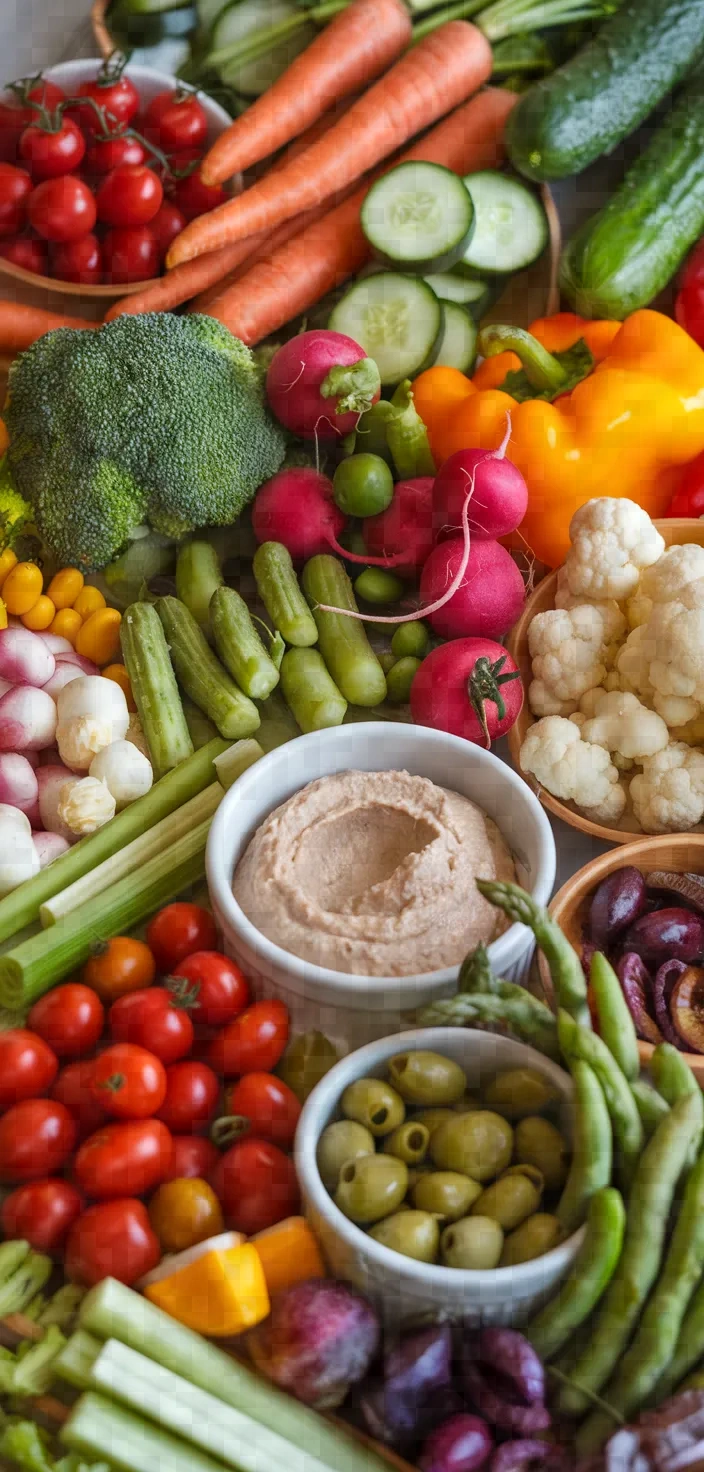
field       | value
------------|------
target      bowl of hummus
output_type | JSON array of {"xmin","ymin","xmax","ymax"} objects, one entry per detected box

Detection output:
[{"xmin": 206, "ymin": 724, "xmax": 555, "ymax": 1053}]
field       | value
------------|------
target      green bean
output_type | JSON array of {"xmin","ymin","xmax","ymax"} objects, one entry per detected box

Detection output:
[
  {"xmin": 558, "ymin": 1010, "xmax": 643, "ymax": 1183},
  {"xmin": 651, "ymin": 1042, "xmax": 700, "ymax": 1105},
  {"xmin": 631, "ymin": 1079, "xmax": 670, "ymax": 1138},
  {"xmin": 415, "ymin": 992, "xmax": 559, "ymax": 1060},
  {"xmin": 556, "ymin": 1090, "xmax": 703, "ymax": 1417},
  {"xmin": 354, "ymin": 569, "xmax": 404, "ymax": 605},
  {"xmin": 527, "ymin": 1188, "xmax": 625, "ymax": 1362},
  {"xmin": 476, "ymin": 880, "xmax": 590, "ymax": 1028},
  {"xmin": 654, "ymin": 1275, "xmax": 704, "ymax": 1403},
  {"xmin": 302, "ymin": 555, "xmax": 387, "ymax": 707},
  {"xmin": 210, "ymin": 587, "xmax": 280, "ymax": 701},
  {"xmin": 175, "ymin": 540, "xmax": 223, "ymax": 634},
  {"xmin": 253, "ymin": 542, "xmax": 318, "ymax": 648},
  {"xmin": 386, "ymin": 657, "xmax": 422, "ymax": 705},
  {"xmin": 279, "ymin": 649, "xmax": 347, "ymax": 733},
  {"xmin": 590, "ymin": 951, "xmax": 640, "ymax": 1082},
  {"xmin": 392, "ymin": 621, "xmax": 430, "ymax": 660},
  {"xmin": 556, "ymin": 1060, "xmax": 612, "ymax": 1234}
]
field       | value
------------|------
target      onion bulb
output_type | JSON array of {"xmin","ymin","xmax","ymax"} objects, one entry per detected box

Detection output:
[
  {"xmin": 0, "ymin": 687, "xmax": 58, "ymax": 751},
  {"xmin": 89, "ymin": 741, "xmax": 153, "ymax": 810}
]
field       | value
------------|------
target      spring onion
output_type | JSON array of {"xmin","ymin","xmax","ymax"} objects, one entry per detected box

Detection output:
[{"xmin": 61, "ymin": 1392, "xmax": 225, "ymax": 1472}]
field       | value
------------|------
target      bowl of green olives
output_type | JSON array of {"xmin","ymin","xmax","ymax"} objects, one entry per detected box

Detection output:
[{"xmin": 296, "ymin": 1028, "xmax": 585, "ymax": 1327}]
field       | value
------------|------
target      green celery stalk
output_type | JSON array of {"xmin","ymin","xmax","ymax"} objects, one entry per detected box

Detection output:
[
  {"xmin": 55, "ymin": 1331, "xmax": 103, "ymax": 1390},
  {"xmin": 12, "ymin": 1326, "xmax": 66, "ymax": 1396},
  {"xmin": 0, "ymin": 1253, "xmax": 52, "ymax": 1314},
  {"xmin": 61, "ymin": 1392, "xmax": 225, "ymax": 1472},
  {"xmin": 38, "ymin": 1285, "xmax": 86, "ymax": 1332},
  {"xmin": 213, "ymin": 740, "xmax": 264, "ymax": 789}
]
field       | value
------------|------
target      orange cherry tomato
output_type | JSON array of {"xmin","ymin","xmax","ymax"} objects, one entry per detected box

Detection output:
[
  {"xmin": 148, "ymin": 1176, "xmax": 223, "ymax": 1252},
  {"xmin": 82, "ymin": 936, "xmax": 156, "ymax": 1003}
]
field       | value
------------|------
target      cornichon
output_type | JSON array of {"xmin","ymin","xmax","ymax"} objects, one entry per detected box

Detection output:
[
  {"xmin": 175, "ymin": 541, "xmax": 223, "ymax": 634},
  {"xmin": 210, "ymin": 586, "xmax": 280, "ymax": 701},
  {"xmin": 280, "ymin": 648, "xmax": 347, "ymax": 733},
  {"xmin": 253, "ymin": 542, "xmax": 318, "ymax": 648},
  {"xmin": 120, "ymin": 602, "xmax": 194, "ymax": 779},
  {"xmin": 302, "ymin": 555, "xmax": 387, "ymax": 707},
  {"xmin": 156, "ymin": 596, "xmax": 260, "ymax": 740}
]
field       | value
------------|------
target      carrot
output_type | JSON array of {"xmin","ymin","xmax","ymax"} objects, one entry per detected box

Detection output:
[
  {"xmin": 0, "ymin": 300, "xmax": 92, "ymax": 355},
  {"xmin": 200, "ymin": 0, "xmax": 411, "ymax": 186},
  {"xmin": 202, "ymin": 86, "xmax": 516, "ymax": 345},
  {"xmin": 167, "ymin": 22, "xmax": 493, "ymax": 269}
]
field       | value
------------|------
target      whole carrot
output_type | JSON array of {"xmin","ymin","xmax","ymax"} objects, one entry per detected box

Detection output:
[
  {"xmin": 167, "ymin": 22, "xmax": 493, "ymax": 268},
  {"xmin": 0, "ymin": 300, "xmax": 92, "ymax": 355}
]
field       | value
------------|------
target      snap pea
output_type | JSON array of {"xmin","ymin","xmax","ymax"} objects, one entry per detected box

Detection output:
[
  {"xmin": 252, "ymin": 542, "xmax": 318, "ymax": 648},
  {"xmin": 476, "ymin": 880, "xmax": 590, "ymax": 1028},
  {"xmin": 210, "ymin": 587, "xmax": 280, "ymax": 701},
  {"xmin": 279, "ymin": 648, "xmax": 347, "ymax": 733},
  {"xmin": 590, "ymin": 951, "xmax": 640, "ymax": 1083},
  {"xmin": 302, "ymin": 555, "xmax": 387, "ymax": 707},
  {"xmin": 631, "ymin": 1079, "xmax": 670, "ymax": 1138},
  {"xmin": 527, "ymin": 1188, "xmax": 625, "ymax": 1362},
  {"xmin": 651, "ymin": 1042, "xmax": 700, "ymax": 1105},
  {"xmin": 355, "ymin": 399, "xmax": 394, "ymax": 465},
  {"xmin": 385, "ymin": 380, "xmax": 436, "ymax": 480},
  {"xmin": 415, "ymin": 992, "xmax": 559, "ymax": 1061},
  {"xmin": 558, "ymin": 1010, "xmax": 643, "ymax": 1183},
  {"xmin": 556, "ymin": 1059, "xmax": 612, "ymax": 1234},
  {"xmin": 556, "ymin": 1090, "xmax": 703, "ymax": 1417}
]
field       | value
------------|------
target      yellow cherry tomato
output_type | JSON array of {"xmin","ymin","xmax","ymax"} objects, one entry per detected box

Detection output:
[
  {"xmin": 3, "ymin": 562, "xmax": 43, "ymax": 616},
  {"xmin": 73, "ymin": 586, "xmax": 106, "ymax": 621},
  {"xmin": 102, "ymin": 663, "xmax": 135, "ymax": 710},
  {"xmin": 49, "ymin": 607, "xmax": 82, "ymax": 644},
  {"xmin": 149, "ymin": 1178, "xmax": 224, "ymax": 1253},
  {"xmin": 0, "ymin": 549, "xmax": 17, "ymax": 592},
  {"xmin": 22, "ymin": 595, "xmax": 55, "ymax": 631},
  {"xmin": 0, "ymin": 598, "xmax": 7, "ymax": 631},
  {"xmin": 47, "ymin": 567, "xmax": 84, "ymax": 610},
  {"xmin": 75, "ymin": 606, "xmax": 122, "ymax": 666}
]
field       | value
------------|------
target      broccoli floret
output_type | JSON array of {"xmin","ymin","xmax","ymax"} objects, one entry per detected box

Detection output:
[
  {"xmin": 0, "ymin": 456, "xmax": 33, "ymax": 551},
  {"xmin": 5, "ymin": 313, "xmax": 287, "ymax": 572}
]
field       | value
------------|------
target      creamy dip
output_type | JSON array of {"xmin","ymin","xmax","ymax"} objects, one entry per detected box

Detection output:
[{"xmin": 232, "ymin": 769, "xmax": 515, "ymax": 977}]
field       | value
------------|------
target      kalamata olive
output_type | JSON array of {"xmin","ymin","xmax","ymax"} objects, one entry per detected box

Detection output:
[
  {"xmin": 622, "ymin": 908, "xmax": 704, "ymax": 968},
  {"xmin": 359, "ymin": 1326, "xmax": 454, "ymax": 1445},
  {"xmin": 653, "ymin": 959, "xmax": 689, "ymax": 1049},
  {"xmin": 467, "ymin": 1328, "xmax": 545, "ymax": 1406},
  {"xmin": 460, "ymin": 1330, "xmax": 550, "ymax": 1437},
  {"xmin": 616, "ymin": 953, "xmax": 663, "ymax": 1046},
  {"xmin": 669, "ymin": 965, "xmax": 704, "ymax": 1054},
  {"xmin": 419, "ymin": 1414, "xmax": 494, "ymax": 1472},
  {"xmin": 490, "ymin": 1442, "xmax": 570, "ymax": 1472},
  {"xmin": 589, "ymin": 866, "xmax": 648, "ymax": 949}
]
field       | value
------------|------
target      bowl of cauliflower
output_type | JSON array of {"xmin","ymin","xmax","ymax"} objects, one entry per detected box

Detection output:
[{"xmin": 507, "ymin": 501, "xmax": 704, "ymax": 841}]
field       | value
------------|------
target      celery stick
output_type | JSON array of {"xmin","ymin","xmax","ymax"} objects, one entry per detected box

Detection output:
[
  {"xmin": 213, "ymin": 740, "xmax": 263, "ymax": 790},
  {"xmin": 38, "ymin": 1284, "xmax": 86, "ymax": 1332},
  {"xmin": 55, "ymin": 1331, "xmax": 102, "ymax": 1390},
  {"xmin": 61, "ymin": 1392, "xmax": 225, "ymax": 1472},
  {"xmin": 12, "ymin": 1325, "xmax": 66, "ymax": 1395},
  {"xmin": 0, "ymin": 738, "xmax": 228, "ymax": 946}
]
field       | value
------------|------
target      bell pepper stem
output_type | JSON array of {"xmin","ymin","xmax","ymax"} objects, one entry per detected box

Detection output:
[{"xmin": 478, "ymin": 324, "xmax": 569, "ymax": 393}]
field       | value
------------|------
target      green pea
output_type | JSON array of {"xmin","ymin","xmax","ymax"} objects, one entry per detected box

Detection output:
[
  {"xmin": 386, "ymin": 656, "xmax": 422, "ymax": 704},
  {"xmin": 500, "ymin": 1213, "xmax": 565, "ymax": 1267},
  {"xmin": 369, "ymin": 1210, "xmax": 440, "ymax": 1263},
  {"xmin": 388, "ymin": 1051, "xmax": 467, "ymax": 1107},
  {"xmin": 316, "ymin": 1120, "xmax": 375, "ymax": 1193},
  {"xmin": 354, "ymin": 568, "xmax": 405, "ymax": 605},
  {"xmin": 441, "ymin": 1216, "xmax": 504, "ymax": 1270},
  {"xmin": 515, "ymin": 1116, "xmax": 571, "ymax": 1192},
  {"xmin": 341, "ymin": 1078, "xmax": 405, "ymax": 1137},
  {"xmin": 391, "ymin": 621, "xmax": 430, "ymax": 660},
  {"xmin": 334, "ymin": 1153, "xmax": 408, "ymax": 1224},
  {"xmin": 431, "ymin": 1111, "xmax": 514, "ymax": 1182},
  {"xmin": 413, "ymin": 1171, "xmax": 483, "ymax": 1222},
  {"xmin": 384, "ymin": 1121, "xmax": 430, "ymax": 1165},
  {"xmin": 333, "ymin": 454, "xmax": 394, "ymax": 518},
  {"xmin": 484, "ymin": 1068, "xmax": 560, "ymax": 1121},
  {"xmin": 471, "ymin": 1170, "xmax": 543, "ymax": 1231}
]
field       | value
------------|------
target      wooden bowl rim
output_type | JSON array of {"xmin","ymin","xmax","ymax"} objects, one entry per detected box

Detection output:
[{"xmin": 0, "ymin": 254, "xmax": 159, "ymax": 300}]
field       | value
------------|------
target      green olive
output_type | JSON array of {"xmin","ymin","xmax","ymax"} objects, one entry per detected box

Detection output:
[
  {"xmin": 334, "ymin": 1153, "xmax": 408, "ymax": 1224},
  {"xmin": 384, "ymin": 1121, "xmax": 430, "ymax": 1165},
  {"xmin": 441, "ymin": 1216, "xmax": 504, "ymax": 1270},
  {"xmin": 316, "ymin": 1120, "xmax": 375, "ymax": 1193},
  {"xmin": 514, "ymin": 1116, "xmax": 570, "ymax": 1191},
  {"xmin": 452, "ymin": 1090, "xmax": 481, "ymax": 1114},
  {"xmin": 484, "ymin": 1068, "xmax": 560, "ymax": 1121},
  {"xmin": 278, "ymin": 1031, "xmax": 339, "ymax": 1103},
  {"xmin": 470, "ymin": 1171, "xmax": 542, "ymax": 1232},
  {"xmin": 502, "ymin": 1163, "xmax": 545, "ymax": 1191},
  {"xmin": 500, "ymin": 1213, "xmax": 565, "ymax": 1267},
  {"xmin": 430, "ymin": 1111, "xmax": 514, "ymax": 1182},
  {"xmin": 412, "ymin": 1108, "xmax": 457, "ymax": 1137},
  {"xmin": 412, "ymin": 1171, "xmax": 483, "ymax": 1222},
  {"xmin": 387, "ymin": 1051, "xmax": 467, "ymax": 1107},
  {"xmin": 341, "ymin": 1078, "xmax": 406, "ymax": 1137},
  {"xmin": 406, "ymin": 1164, "xmax": 433, "ymax": 1191},
  {"xmin": 369, "ymin": 1210, "xmax": 440, "ymax": 1262}
]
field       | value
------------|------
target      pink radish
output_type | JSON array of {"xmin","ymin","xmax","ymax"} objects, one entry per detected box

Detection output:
[
  {"xmin": 33, "ymin": 831, "xmax": 71, "ymax": 867},
  {"xmin": 252, "ymin": 468, "xmax": 410, "ymax": 568},
  {"xmin": 0, "ymin": 627, "xmax": 55, "ymax": 688},
  {"xmin": 419, "ymin": 538, "xmax": 525, "ymax": 641},
  {"xmin": 0, "ymin": 753, "xmax": 39, "ymax": 813},
  {"xmin": 433, "ymin": 448, "xmax": 528, "ymax": 543},
  {"xmin": 23, "ymin": 797, "xmax": 42, "ymax": 830},
  {"xmin": 37, "ymin": 764, "xmax": 77, "ymax": 840},
  {"xmin": 43, "ymin": 663, "xmax": 83, "ymax": 702},
  {"xmin": 410, "ymin": 638, "xmax": 523, "ymax": 748},
  {"xmin": 39, "ymin": 633, "xmax": 74, "ymax": 656},
  {"xmin": 54, "ymin": 651, "xmax": 100, "ymax": 677},
  {"xmin": 362, "ymin": 478, "xmax": 435, "ymax": 576},
  {"xmin": 24, "ymin": 750, "xmax": 39, "ymax": 770},
  {"xmin": 266, "ymin": 330, "xmax": 380, "ymax": 441},
  {"xmin": 0, "ymin": 687, "xmax": 58, "ymax": 751}
]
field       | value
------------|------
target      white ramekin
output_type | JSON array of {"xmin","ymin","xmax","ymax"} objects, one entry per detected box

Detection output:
[{"xmin": 44, "ymin": 61, "xmax": 232, "ymax": 140}]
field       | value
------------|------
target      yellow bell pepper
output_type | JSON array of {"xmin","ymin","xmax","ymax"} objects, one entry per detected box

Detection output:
[
  {"xmin": 414, "ymin": 310, "xmax": 704, "ymax": 568},
  {"xmin": 252, "ymin": 1217, "xmax": 326, "ymax": 1298},
  {"xmin": 144, "ymin": 1242, "xmax": 270, "ymax": 1337}
]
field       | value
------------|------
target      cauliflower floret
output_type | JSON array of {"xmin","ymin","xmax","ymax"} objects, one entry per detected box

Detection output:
[
  {"xmin": 616, "ymin": 625, "xmax": 655, "ymax": 701},
  {"xmin": 57, "ymin": 776, "xmax": 116, "ymax": 837},
  {"xmin": 528, "ymin": 681, "xmax": 580, "ymax": 718},
  {"xmin": 527, "ymin": 605, "xmax": 616, "ymax": 717},
  {"xmin": 630, "ymin": 743, "xmax": 704, "ymax": 834},
  {"xmin": 554, "ymin": 568, "xmax": 627, "ymax": 651},
  {"xmin": 520, "ymin": 716, "xmax": 626, "ymax": 824},
  {"xmin": 579, "ymin": 690, "xmax": 669, "ymax": 761},
  {"xmin": 637, "ymin": 577, "xmax": 704, "ymax": 726},
  {"xmin": 627, "ymin": 543, "xmax": 704, "ymax": 629},
  {"xmin": 561, "ymin": 499, "xmax": 665, "ymax": 602}
]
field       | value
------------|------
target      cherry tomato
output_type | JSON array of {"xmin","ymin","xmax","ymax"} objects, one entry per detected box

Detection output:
[
  {"xmin": 0, "ymin": 102, "xmax": 24, "ymax": 162},
  {"xmin": 1, "ymin": 1178, "xmax": 83, "ymax": 1255},
  {"xmin": 0, "ymin": 1028, "xmax": 57, "ymax": 1110},
  {"xmin": 0, "ymin": 1099, "xmax": 76, "ymax": 1182},
  {"xmin": 91, "ymin": 1043, "xmax": 167, "ymax": 1120},
  {"xmin": 164, "ymin": 1134, "xmax": 219, "ymax": 1182},
  {"xmin": 109, "ymin": 988, "xmax": 194, "ymax": 1065},
  {"xmin": 102, "ymin": 224, "xmax": 159, "ymax": 284},
  {"xmin": 29, "ymin": 982, "xmax": 104, "ymax": 1059},
  {"xmin": 51, "ymin": 1058, "xmax": 106, "ymax": 1139},
  {"xmin": 65, "ymin": 1197, "xmax": 160, "ymax": 1286},
  {"xmin": 97, "ymin": 163, "xmax": 163, "ymax": 226},
  {"xmin": 211, "ymin": 1137, "xmax": 299, "ymax": 1235},
  {"xmin": 208, "ymin": 999, "xmax": 289, "ymax": 1078},
  {"xmin": 28, "ymin": 175, "xmax": 97, "ymax": 242},
  {"xmin": 169, "ymin": 156, "xmax": 227, "ymax": 221},
  {"xmin": 144, "ymin": 90, "xmax": 208, "ymax": 154},
  {"xmin": 0, "ymin": 162, "xmax": 31, "ymax": 236},
  {"xmin": 74, "ymin": 69, "xmax": 140, "ymax": 136},
  {"xmin": 19, "ymin": 116, "xmax": 85, "ymax": 181},
  {"xmin": 156, "ymin": 1060, "xmax": 219, "ymax": 1134},
  {"xmin": 150, "ymin": 199, "xmax": 186, "ymax": 256},
  {"xmin": 51, "ymin": 231, "xmax": 102, "ymax": 284},
  {"xmin": 149, "ymin": 1176, "xmax": 223, "ymax": 1253},
  {"xmin": 84, "ymin": 130, "xmax": 146, "ymax": 175},
  {"xmin": 22, "ymin": 79, "xmax": 66, "ymax": 114},
  {"xmin": 147, "ymin": 902, "xmax": 217, "ymax": 972},
  {"xmin": 82, "ymin": 935, "xmax": 156, "ymax": 1004},
  {"xmin": 225, "ymin": 1072, "xmax": 301, "ymax": 1150},
  {"xmin": 668, "ymin": 449, "xmax": 704, "ymax": 518},
  {"xmin": 170, "ymin": 951, "xmax": 249, "ymax": 1028},
  {"xmin": 676, "ymin": 238, "xmax": 704, "ymax": 348},
  {"xmin": 0, "ymin": 234, "xmax": 47, "ymax": 273},
  {"xmin": 75, "ymin": 1118, "xmax": 173, "ymax": 1199}
]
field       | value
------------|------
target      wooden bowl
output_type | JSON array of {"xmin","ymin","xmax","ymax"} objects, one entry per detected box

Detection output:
[
  {"xmin": 543, "ymin": 835, "xmax": 704, "ymax": 1085},
  {"xmin": 506, "ymin": 519, "xmax": 704, "ymax": 845}
]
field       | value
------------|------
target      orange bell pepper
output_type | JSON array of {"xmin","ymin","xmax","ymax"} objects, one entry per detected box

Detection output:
[{"xmin": 413, "ymin": 310, "xmax": 704, "ymax": 567}]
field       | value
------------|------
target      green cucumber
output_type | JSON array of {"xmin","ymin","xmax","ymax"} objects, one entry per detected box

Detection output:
[
  {"xmin": 210, "ymin": 585, "xmax": 280, "ymax": 700},
  {"xmin": 175, "ymin": 541, "xmax": 223, "ymax": 635},
  {"xmin": 329, "ymin": 274, "xmax": 442, "ymax": 386},
  {"xmin": 431, "ymin": 302, "xmax": 477, "ymax": 373},
  {"xmin": 120, "ymin": 603, "xmax": 194, "ymax": 780},
  {"xmin": 155, "ymin": 596, "xmax": 260, "ymax": 739},
  {"xmin": 507, "ymin": 0, "xmax": 704, "ymax": 182},
  {"xmin": 209, "ymin": 0, "xmax": 316, "ymax": 96},
  {"xmin": 461, "ymin": 172, "xmax": 548, "ymax": 274},
  {"xmin": 425, "ymin": 272, "xmax": 493, "ymax": 319},
  {"xmin": 361, "ymin": 163, "xmax": 475, "ymax": 273}
]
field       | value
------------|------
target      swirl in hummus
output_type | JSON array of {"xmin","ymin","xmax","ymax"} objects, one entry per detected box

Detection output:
[{"xmin": 232, "ymin": 769, "xmax": 516, "ymax": 977}]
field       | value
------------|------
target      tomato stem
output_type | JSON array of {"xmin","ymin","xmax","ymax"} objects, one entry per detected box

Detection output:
[{"xmin": 211, "ymin": 1114, "xmax": 251, "ymax": 1148}]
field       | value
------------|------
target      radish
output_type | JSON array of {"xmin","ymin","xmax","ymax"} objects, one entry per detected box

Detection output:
[
  {"xmin": 37, "ymin": 764, "xmax": 78, "ymax": 841},
  {"xmin": 43, "ymin": 663, "xmax": 84, "ymax": 702},
  {"xmin": 252, "ymin": 468, "xmax": 412, "ymax": 568},
  {"xmin": 433, "ymin": 449, "xmax": 529, "ymax": 542},
  {"xmin": 419, "ymin": 538, "xmax": 525, "ymax": 641},
  {"xmin": 53, "ymin": 651, "xmax": 101, "ymax": 677},
  {"xmin": 410, "ymin": 638, "xmax": 523, "ymax": 748},
  {"xmin": 39, "ymin": 633, "xmax": 74, "ymax": 656},
  {"xmin": 362, "ymin": 478, "xmax": 436, "ymax": 577},
  {"xmin": 0, "ymin": 687, "xmax": 58, "ymax": 751},
  {"xmin": 0, "ymin": 627, "xmax": 55, "ymax": 688},
  {"xmin": 33, "ymin": 831, "xmax": 71, "ymax": 868},
  {"xmin": 266, "ymin": 330, "xmax": 381, "ymax": 442},
  {"xmin": 0, "ymin": 753, "xmax": 39, "ymax": 814}
]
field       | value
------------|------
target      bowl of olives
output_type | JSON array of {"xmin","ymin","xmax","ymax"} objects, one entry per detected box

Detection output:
[{"xmin": 296, "ymin": 1028, "xmax": 585, "ymax": 1327}]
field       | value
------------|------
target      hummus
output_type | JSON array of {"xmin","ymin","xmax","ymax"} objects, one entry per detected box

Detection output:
[{"xmin": 232, "ymin": 769, "xmax": 515, "ymax": 977}]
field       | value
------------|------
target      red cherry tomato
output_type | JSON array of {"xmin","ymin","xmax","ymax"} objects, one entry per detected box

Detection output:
[
  {"xmin": 144, "ymin": 90, "xmax": 208, "ymax": 154},
  {"xmin": 51, "ymin": 1058, "xmax": 106, "ymax": 1139},
  {"xmin": 208, "ymin": 999, "xmax": 289, "ymax": 1078},
  {"xmin": 28, "ymin": 175, "xmax": 96, "ymax": 242},
  {"xmin": 102, "ymin": 224, "xmax": 159, "ymax": 284},
  {"xmin": 0, "ymin": 1028, "xmax": 58, "ymax": 1110},
  {"xmin": 1, "ymin": 1178, "xmax": 83, "ymax": 1255},
  {"xmin": 156, "ymin": 1060, "xmax": 220, "ymax": 1134},
  {"xmin": 18, "ymin": 116, "xmax": 85, "ymax": 181},
  {"xmin": 170, "ymin": 951, "xmax": 249, "ymax": 1028},
  {"xmin": 0, "ymin": 234, "xmax": 47, "ymax": 273},
  {"xmin": 74, "ymin": 69, "xmax": 140, "ymax": 136},
  {"xmin": 29, "ymin": 982, "xmax": 104, "ymax": 1059},
  {"xmin": 0, "ymin": 162, "xmax": 31, "ymax": 236},
  {"xmin": 0, "ymin": 1099, "xmax": 76, "ymax": 1182},
  {"xmin": 65, "ymin": 1197, "xmax": 160, "ymax": 1286},
  {"xmin": 668, "ymin": 448, "xmax": 704, "ymax": 518},
  {"xmin": 225, "ymin": 1072, "xmax": 301, "ymax": 1150},
  {"xmin": 84, "ymin": 130, "xmax": 146, "ymax": 175},
  {"xmin": 109, "ymin": 988, "xmax": 194, "ymax": 1065},
  {"xmin": 164, "ymin": 1133, "xmax": 219, "ymax": 1182},
  {"xmin": 51, "ymin": 231, "xmax": 102, "ymax": 284},
  {"xmin": 91, "ymin": 1043, "xmax": 167, "ymax": 1120},
  {"xmin": 75, "ymin": 1118, "xmax": 173, "ymax": 1199},
  {"xmin": 0, "ymin": 81, "xmax": 66, "ymax": 163},
  {"xmin": 96, "ymin": 163, "xmax": 163, "ymax": 226},
  {"xmin": 0, "ymin": 102, "xmax": 24, "ymax": 162},
  {"xmin": 169, "ymin": 156, "xmax": 227, "ymax": 221},
  {"xmin": 676, "ymin": 238, "xmax": 704, "ymax": 348},
  {"xmin": 211, "ymin": 1137, "xmax": 299, "ymax": 1235},
  {"xmin": 22, "ymin": 79, "xmax": 66, "ymax": 114},
  {"xmin": 147, "ymin": 902, "xmax": 217, "ymax": 972},
  {"xmin": 150, "ymin": 199, "xmax": 186, "ymax": 256}
]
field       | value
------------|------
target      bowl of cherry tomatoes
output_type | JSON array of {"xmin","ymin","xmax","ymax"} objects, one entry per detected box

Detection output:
[{"xmin": 0, "ymin": 57, "xmax": 233, "ymax": 313}]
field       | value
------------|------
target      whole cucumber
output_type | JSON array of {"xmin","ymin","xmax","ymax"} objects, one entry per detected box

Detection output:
[
  {"xmin": 560, "ymin": 61, "xmax": 704, "ymax": 318},
  {"xmin": 507, "ymin": 0, "xmax": 704, "ymax": 182}
]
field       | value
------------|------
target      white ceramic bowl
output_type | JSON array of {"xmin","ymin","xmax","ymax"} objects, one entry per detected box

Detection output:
[
  {"xmin": 206, "ymin": 724, "xmax": 556, "ymax": 1053},
  {"xmin": 296, "ymin": 1026, "xmax": 583, "ymax": 1327}
]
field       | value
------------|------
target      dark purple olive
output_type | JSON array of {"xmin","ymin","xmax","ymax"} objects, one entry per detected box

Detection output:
[
  {"xmin": 490, "ymin": 1442, "xmax": 570, "ymax": 1472},
  {"xmin": 359, "ymin": 1326, "xmax": 454, "ymax": 1445},
  {"xmin": 616, "ymin": 953, "xmax": 662, "ymax": 1046},
  {"xmin": 460, "ymin": 1331, "xmax": 549, "ymax": 1436},
  {"xmin": 653, "ymin": 960, "xmax": 689, "ymax": 1049},
  {"xmin": 589, "ymin": 867, "xmax": 648, "ymax": 949},
  {"xmin": 466, "ymin": 1329, "xmax": 545, "ymax": 1406},
  {"xmin": 419, "ymin": 1414, "xmax": 494, "ymax": 1472},
  {"xmin": 621, "ymin": 908, "xmax": 704, "ymax": 968}
]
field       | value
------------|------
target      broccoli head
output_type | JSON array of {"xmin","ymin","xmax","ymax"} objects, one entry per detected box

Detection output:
[{"xmin": 5, "ymin": 313, "xmax": 287, "ymax": 572}]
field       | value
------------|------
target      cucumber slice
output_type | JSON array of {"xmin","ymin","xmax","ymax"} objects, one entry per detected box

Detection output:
[
  {"xmin": 462, "ymin": 171, "xmax": 549, "ymax": 274},
  {"xmin": 210, "ymin": 0, "xmax": 316, "ymax": 97},
  {"xmin": 361, "ymin": 162, "xmax": 474, "ymax": 273},
  {"xmin": 424, "ymin": 270, "xmax": 493, "ymax": 317},
  {"xmin": 328, "ymin": 273, "xmax": 442, "ymax": 386},
  {"xmin": 431, "ymin": 302, "xmax": 477, "ymax": 373}
]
